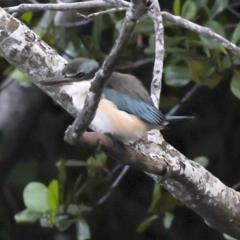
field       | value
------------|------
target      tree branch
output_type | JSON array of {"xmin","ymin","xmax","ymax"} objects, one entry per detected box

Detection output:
[
  {"xmin": 77, "ymin": 7, "xmax": 128, "ymax": 19},
  {"xmin": 80, "ymin": 132, "xmax": 167, "ymax": 175},
  {"xmin": 4, "ymin": 1, "xmax": 130, "ymax": 13},
  {"xmin": 148, "ymin": 0, "xmax": 164, "ymax": 108}
]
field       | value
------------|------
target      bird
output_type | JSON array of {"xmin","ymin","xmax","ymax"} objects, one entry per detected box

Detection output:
[{"xmin": 41, "ymin": 58, "xmax": 192, "ymax": 142}]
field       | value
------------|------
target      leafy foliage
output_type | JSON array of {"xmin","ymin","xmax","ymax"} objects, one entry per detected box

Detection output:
[{"xmin": 15, "ymin": 153, "xmax": 108, "ymax": 239}]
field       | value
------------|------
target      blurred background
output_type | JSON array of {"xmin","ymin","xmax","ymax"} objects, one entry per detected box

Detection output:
[{"xmin": 0, "ymin": 0, "xmax": 240, "ymax": 239}]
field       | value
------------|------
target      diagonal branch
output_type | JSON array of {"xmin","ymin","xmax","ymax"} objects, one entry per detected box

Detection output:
[{"xmin": 81, "ymin": 131, "xmax": 240, "ymax": 239}]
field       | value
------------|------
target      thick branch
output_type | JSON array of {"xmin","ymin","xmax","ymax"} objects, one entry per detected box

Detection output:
[
  {"xmin": 64, "ymin": 1, "xmax": 148, "ymax": 144},
  {"xmin": 84, "ymin": 131, "xmax": 240, "ymax": 238},
  {"xmin": 1, "ymin": 6, "xmax": 240, "ymax": 238},
  {"xmin": 80, "ymin": 132, "xmax": 167, "ymax": 175}
]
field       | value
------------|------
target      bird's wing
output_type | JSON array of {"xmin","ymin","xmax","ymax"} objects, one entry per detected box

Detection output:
[{"xmin": 103, "ymin": 88, "xmax": 166, "ymax": 125}]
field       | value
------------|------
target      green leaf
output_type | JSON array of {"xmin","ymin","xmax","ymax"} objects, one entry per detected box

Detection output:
[
  {"xmin": 163, "ymin": 212, "xmax": 174, "ymax": 229},
  {"xmin": 14, "ymin": 209, "xmax": 40, "ymax": 224},
  {"xmin": 231, "ymin": 23, "xmax": 240, "ymax": 44},
  {"xmin": 230, "ymin": 71, "xmax": 240, "ymax": 99},
  {"xmin": 76, "ymin": 217, "xmax": 91, "ymax": 240},
  {"xmin": 64, "ymin": 204, "xmax": 91, "ymax": 216},
  {"xmin": 164, "ymin": 65, "xmax": 191, "ymax": 87},
  {"xmin": 181, "ymin": 1, "xmax": 197, "ymax": 21},
  {"xmin": 64, "ymin": 160, "xmax": 87, "ymax": 167},
  {"xmin": 33, "ymin": 27, "xmax": 48, "ymax": 38},
  {"xmin": 115, "ymin": 19, "xmax": 123, "ymax": 32},
  {"xmin": 47, "ymin": 180, "xmax": 59, "ymax": 212},
  {"xmin": 136, "ymin": 215, "xmax": 159, "ymax": 233},
  {"xmin": 165, "ymin": 36, "xmax": 185, "ymax": 48},
  {"xmin": 173, "ymin": 0, "xmax": 181, "ymax": 15},
  {"xmin": 66, "ymin": 204, "xmax": 80, "ymax": 215},
  {"xmin": 86, "ymin": 152, "xmax": 107, "ymax": 176},
  {"xmin": 223, "ymin": 234, "xmax": 237, "ymax": 240},
  {"xmin": 134, "ymin": 18, "xmax": 154, "ymax": 35},
  {"xmin": 3, "ymin": 65, "xmax": 14, "ymax": 76},
  {"xmin": 210, "ymin": 0, "xmax": 228, "ymax": 18},
  {"xmin": 195, "ymin": 0, "xmax": 208, "ymax": 7},
  {"xmin": 198, "ymin": 5, "xmax": 210, "ymax": 20},
  {"xmin": 20, "ymin": 12, "xmax": 33, "ymax": 24},
  {"xmin": 205, "ymin": 20, "xmax": 225, "ymax": 37},
  {"xmin": 56, "ymin": 215, "xmax": 75, "ymax": 231},
  {"xmin": 23, "ymin": 182, "xmax": 49, "ymax": 213},
  {"xmin": 92, "ymin": 15, "xmax": 103, "ymax": 51},
  {"xmin": 193, "ymin": 156, "xmax": 209, "ymax": 167},
  {"xmin": 165, "ymin": 47, "xmax": 190, "ymax": 54},
  {"xmin": 188, "ymin": 60, "xmax": 222, "ymax": 88},
  {"xmin": 220, "ymin": 55, "xmax": 232, "ymax": 71},
  {"xmin": 56, "ymin": 159, "xmax": 67, "ymax": 190},
  {"xmin": 11, "ymin": 70, "xmax": 32, "ymax": 84},
  {"xmin": 148, "ymin": 183, "xmax": 161, "ymax": 213}
]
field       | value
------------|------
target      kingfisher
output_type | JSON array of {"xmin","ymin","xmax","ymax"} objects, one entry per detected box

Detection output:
[{"xmin": 41, "ymin": 58, "xmax": 192, "ymax": 142}]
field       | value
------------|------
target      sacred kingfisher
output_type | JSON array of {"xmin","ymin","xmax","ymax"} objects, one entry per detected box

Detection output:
[{"xmin": 41, "ymin": 58, "xmax": 191, "ymax": 142}]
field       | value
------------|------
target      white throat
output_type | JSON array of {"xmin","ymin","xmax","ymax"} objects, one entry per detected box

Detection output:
[{"xmin": 60, "ymin": 81, "xmax": 91, "ymax": 111}]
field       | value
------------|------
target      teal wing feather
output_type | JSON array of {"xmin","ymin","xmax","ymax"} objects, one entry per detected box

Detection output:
[{"xmin": 103, "ymin": 88, "xmax": 166, "ymax": 125}]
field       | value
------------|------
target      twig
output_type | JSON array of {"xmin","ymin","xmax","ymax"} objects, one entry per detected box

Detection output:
[
  {"xmin": 95, "ymin": 165, "xmax": 130, "ymax": 206},
  {"xmin": 227, "ymin": 6, "xmax": 240, "ymax": 19},
  {"xmin": 56, "ymin": 18, "xmax": 93, "ymax": 28},
  {"xmin": 77, "ymin": 7, "xmax": 127, "ymax": 19},
  {"xmin": 166, "ymin": 84, "xmax": 201, "ymax": 116},
  {"xmin": 162, "ymin": 11, "xmax": 240, "ymax": 57},
  {"xmin": 64, "ymin": 0, "xmax": 149, "ymax": 144},
  {"xmin": 4, "ymin": 1, "xmax": 130, "ymax": 13},
  {"xmin": 117, "ymin": 57, "xmax": 154, "ymax": 70},
  {"xmin": 148, "ymin": 0, "xmax": 164, "ymax": 108}
]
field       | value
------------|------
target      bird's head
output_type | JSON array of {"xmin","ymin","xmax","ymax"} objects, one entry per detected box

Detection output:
[{"xmin": 41, "ymin": 58, "xmax": 99, "ymax": 85}]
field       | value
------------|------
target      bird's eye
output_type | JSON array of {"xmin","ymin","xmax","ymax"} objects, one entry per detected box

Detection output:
[{"xmin": 75, "ymin": 72, "xmax": 85, "ymax": 78}]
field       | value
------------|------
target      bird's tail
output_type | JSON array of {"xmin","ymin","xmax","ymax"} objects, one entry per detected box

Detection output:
[{"xmin": 165, "ymin": 116, "xmax": 194, "ymax": 122}]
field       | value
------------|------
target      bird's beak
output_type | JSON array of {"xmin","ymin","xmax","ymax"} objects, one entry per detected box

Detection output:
[{"xmin": 39, "ymin": 76, "xmax": 80, "ymax": 86}]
